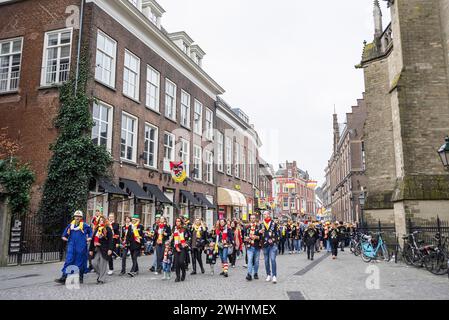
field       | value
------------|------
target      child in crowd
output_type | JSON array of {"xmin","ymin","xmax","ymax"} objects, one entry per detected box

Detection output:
[
  {"xmin": 162, "ymin": 241, "xmax": 173, "ymax": 280},
  {"xmin": 204, "ymin": 242, "xmax": 218, "ymax": 275}
]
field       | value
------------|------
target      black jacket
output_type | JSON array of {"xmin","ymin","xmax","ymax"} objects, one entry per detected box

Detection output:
[
  {"xmin": 125, "ymin": 224, "xmax": 144, "ymax": 251},
  {"xmin": 244, "ymin": 223, "xmax": 262, "ymax": 248},
  {"xmin": 89, "ymin": 226, "xmax": 114, "ymax": 259},
  {"xmin": 153, "ymin": 224, "xmax": 172, "ymax": 246},
  {"xmin": 261, "ymin": 221, "xmax": 280, "ymax": 247},
  {"xmin": 303, "ymin": 227, "xmax": 319, "ymax": 245},
  {"xmin": 190, "ymin": 225, "xmax": 207, "ymax": 249}
]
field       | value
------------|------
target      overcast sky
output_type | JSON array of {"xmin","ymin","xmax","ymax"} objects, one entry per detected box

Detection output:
[{"xmin": 159, "ymin": 0, "xmax": 391, "ymax": 184}]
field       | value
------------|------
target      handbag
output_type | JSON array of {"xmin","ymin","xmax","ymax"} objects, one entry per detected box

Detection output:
[{"xmin": 227, "ymin": 245, "xmax": 234, "ymax": 255}]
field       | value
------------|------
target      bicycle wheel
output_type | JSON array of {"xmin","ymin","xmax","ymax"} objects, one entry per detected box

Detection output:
[
  {"xmin": 381, "ymin": 244, "xmax": 390, "ymax": 262},
  {"xmin": 423, "ymin": 253, "xmax": 434, "ymax": 273},
  {"xmin": 411, "ymin": 251, "xmax": 424, "ymax": 268},
  {"xmin": 429, "ymin": 251, "xmax": 448, "ymax": 275},
  {"xmin": 402, "ymin": 244, "xmax": 413, "ymax": 265},
  {"xmin": 354, "ymin": 242, "xmax": 362, "ymax": 257}
]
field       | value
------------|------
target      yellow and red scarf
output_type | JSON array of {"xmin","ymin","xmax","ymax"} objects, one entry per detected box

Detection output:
[
  {"xmin": 173, "ymin": 227, "xmax": 186, "ymax": 250},
  {"xmin": 193, "ymin": 224, "xmax": 203, "ymax": 238},
  {"xmin": 94, "ymin": 223, "xmax": 106, "ymax": 246},
  {"xmin": 263, "ymin": 217, "xmax": 272, "ymax": 230},
  {"xmin": 132, "ymin": 223, "xmax": 142, "ymax": 243},
  {"xmin": 157, "ymin": 224, "xmax": 165, "ymax": 244}
]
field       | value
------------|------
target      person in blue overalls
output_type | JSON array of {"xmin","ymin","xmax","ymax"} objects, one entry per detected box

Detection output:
[{"xmin": 55, "ymin": 210, "xmax": 92, "ymax": 284}]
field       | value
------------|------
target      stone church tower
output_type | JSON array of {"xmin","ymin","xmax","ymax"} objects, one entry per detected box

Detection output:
[{"xmin": 359, "ymin": 0, "xmax": 449, "ymax": 235}]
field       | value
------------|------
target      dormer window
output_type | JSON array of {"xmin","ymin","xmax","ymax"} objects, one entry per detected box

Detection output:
[
  {"xmin": 142, "ymin": 0, "xmax": 165, "ymax": 29},
  {"xmin": 128, "ymin": 0, "xmax": 141, "ymax": 10},
  {"xmin": 182, "ymin": 42, "xmax": 189, "ymax": 55},
  {"xmin": 149, "ymin": 10, "xmax": 158, "ymax": 25}
]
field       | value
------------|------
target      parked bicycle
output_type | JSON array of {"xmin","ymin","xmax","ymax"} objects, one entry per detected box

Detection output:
[
  {"xmin": 360, "ymin": 232, "xmax": 390, "ymax": 263},
  {"xmin": 402, "ymin": 231, "xmax": 434, "ymax": 268},
  {"xmin": 422, "ymin": 233, "xmax": 448, "ymax": 275}
]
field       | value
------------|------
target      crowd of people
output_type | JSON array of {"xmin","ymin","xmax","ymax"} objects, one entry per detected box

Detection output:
[{"xmin": 55, "ymin": 208, "xmax": 356, "ymax": 286}]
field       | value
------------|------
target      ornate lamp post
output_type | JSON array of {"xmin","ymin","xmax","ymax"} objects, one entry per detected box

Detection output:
[
  {"xmin": 437, "ymin": 136, "xmax": 449, "ymax": 170},
  {"xmin": 358, "ymin": 191, "xmax": 366, "ymax": 228}
]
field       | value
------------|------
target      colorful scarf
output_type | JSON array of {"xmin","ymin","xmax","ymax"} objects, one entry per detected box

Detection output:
[
  {"xmin": 248, "ymin": 223, "xmax": 257, "ymax": 246},
  {"xmin": 193, "ymin": 224, "xmax": 203, "ymax": 238},
  {"xmin": 94, "ymin": 223, "xmax": 106, "ymax": 246},
  {"xmin": 68, "ymin": 219, "xmax": 84, "ymax": 234},
  {"xmin": 263, "ymin": 218, "xmax": 272, "ymax": 230},
  {"xmin": 157, "ymin": 224, "xmax": 165, "ymax": 244},
  {"xmin": 132, "ymin": 223, "xmax": 141, "ymax": 243},
  {"xmin": 173, "ymin": 228, "xmax": 186, "ymax": 250}
]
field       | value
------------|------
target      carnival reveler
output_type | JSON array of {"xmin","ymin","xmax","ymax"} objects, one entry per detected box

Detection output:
[
  {"xmin": 190, "ymin": 218, "xmax": 207, "ymax": 275},
  {"xmin": 303, "ymin": 222, "xmax": 319, "ymax": 260},
  {"xmin": 89, "ymin": 216, "xmax": 114, "ymax": 284},
  {"xmin": 261, "ymin": 211, "xmax": 280, "ymax": 284},
  {"xmin": 172, "ymin": 217, "xmax": 189, "ymax": 282},
  {"xmin": 108, "ymin": 214, "xmax": 120, "ymax": 275},
  {"xmin": 119, "ymin": 216, "xmax": 132, "ymax": 275},
  {"xmin": 127, "ymin": 215, "xmax": 144, "ymax": 277},
  {"xmin": 153, "ymin": 216, "xmax": 171, "ymax": 274},
  {"xmin": 56, "ymin": 210, "xmax": 92, "ymax": 284},
  {"xmin": 214, "ymin": 218, "xmax": 233, "ymax": 278},
  {"xmin": 244, "ymin": 214, "xmax": 262, "ymax": 281}
]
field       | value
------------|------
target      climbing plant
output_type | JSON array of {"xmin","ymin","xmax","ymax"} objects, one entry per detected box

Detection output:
[
  {"xmin": 0, "ymin": 131, "xmax": 35, "ymax": 216},
  {"xmin": 38, "ymin": 51, "xmax": 113, "ymax": 233}
]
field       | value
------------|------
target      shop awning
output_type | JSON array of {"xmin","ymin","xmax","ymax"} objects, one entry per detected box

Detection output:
[
  {"xmin": 119, "ymin": 178, "xmax": 151, "ymax": 201},
  {"xmin": 180, "ymin": 190, "xmax": 202, "ymax": 207},
  {"xmin": 143, "ymin": 183, "xmax": 172, "ymax": 204},
  {"xmin": 217, "ymin": 187, "xmax": 247, "ymax": 207},
  {"xmin": 195, "ymin": 193, "xmax": 216, "ymax": 209},
  {"xmin": 97, "ymin": 177, "xmax": 128, "ymax": 196}
]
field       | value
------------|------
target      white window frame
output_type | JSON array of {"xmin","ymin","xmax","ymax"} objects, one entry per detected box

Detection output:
[
  {"xmin": 180, "ymin": 90, "xmax": 191, "ymax": 128},
  {"xmin": 120, "ymin": 112, "xmax": 138, "ymax": 163},
  {"xmin": 205, "ymin": 108, "xmax": 213, "ymax": 141},
  {"xmin": 217, "ymin": 132, "xmax": 224, "ymax": 173},
  {"xmin": 165, "ymin": 78, "xmax": 177, "ymax": 121},
  {"xmin": 95, "ymin": 30, "xmax": 117, "ymax": 88},
  {"xmin": 179, "ymin": 138, "xmax": 190, "ymax": 177},
  {"xmin": 144, "ymin": 123, "xmax": 158, "ymax": 169},
  {"xmin": 128, "ymin": 0, "xmax": 141, "ymax": 10},
  {"xmin": 225, "ymin": 136, "xmax": 233, "ymax": 176},
  {"xmin": 0, "ymin": 37, "xmax": 23, "ymax": 93},
  {"xmin": 234, "ymin": 142, "xmax": 240, "ymax": 178},
  {"xmin": 163, "ymin": 132, "xmax": 175, "ymax": 172},
  {"xmin": 41, "ymin": 28, "xmax": 73, "ymax": 86},
  {"xmin": 123, "ymin": 49, "xmax": 140, "ymax": 100},
  {"xmin": 241, "ymin": 145, "xmax": 246, "ymax": 181},
  {"xmin": 193, "ymin": 99, "xmax": 203, "ymax": 135},
  {"xmin": 146, "ymin": 65, "xmax": 160, "ymax": 111},
  {"xmin": 248, "ymin": 148, "xmax": 254, "ymax": 184},
  {"xmin": 205, "ymin": 150, "xmax": 213, "ymax": 184},
  {"xmin": 91, "ymin": 100, "xmax": 113, "ymax": 153},
  {"xmin": 193, "ymin": 145, "xmax": 202, "ymax": 181}
]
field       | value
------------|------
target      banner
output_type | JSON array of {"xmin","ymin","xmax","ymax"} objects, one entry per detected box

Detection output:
[{"xmin": 170, "ymin": 161, "xmax": 187, "ymax": 183}]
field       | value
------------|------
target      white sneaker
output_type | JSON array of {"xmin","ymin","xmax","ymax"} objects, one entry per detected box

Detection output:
[
  {"xmin": 266, "ymin": 275, "xmax": 272, "ymax": 282},
  {"xmin": 272, "ymin": 276, "xmax": 277, "ymax": 284},
  {"xmin": 107, "ymin": 270, "xmax": 113, "ymax": 275}
]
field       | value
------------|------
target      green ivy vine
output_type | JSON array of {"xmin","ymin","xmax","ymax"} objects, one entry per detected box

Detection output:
[
  {"xmin": 38, "ymin": 51, "xmax": 113, "ymax": 233},
  {"xmin": 0, "ymin": 158, "xmax": 35, "ymax": 217}
]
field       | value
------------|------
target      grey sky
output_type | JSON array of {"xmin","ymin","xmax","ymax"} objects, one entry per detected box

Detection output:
[{"xmin": 159, "ymin": 0, "xmax": 391, "ymax": 184}]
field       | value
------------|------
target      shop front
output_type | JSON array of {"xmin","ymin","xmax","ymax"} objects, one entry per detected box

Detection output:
[{"xmin": 217, "ymin": 187, "xmax": 247, "ymax": 222}]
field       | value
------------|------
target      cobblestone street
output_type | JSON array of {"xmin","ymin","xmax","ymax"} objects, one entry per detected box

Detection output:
[{"xmin": 1, "ymin": 250, "xmax": 448, "ymax": 300}]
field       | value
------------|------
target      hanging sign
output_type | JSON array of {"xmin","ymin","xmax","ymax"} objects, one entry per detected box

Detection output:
[{"xmin": 170, "ymin": 161, "xmax": 187, "ymax": 183}]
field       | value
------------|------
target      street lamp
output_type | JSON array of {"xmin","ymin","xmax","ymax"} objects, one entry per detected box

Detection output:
[
  {"xmin": 358, "ymin": 191, "xmax": 366, "ymax": 228},
  {"xmin": 437, "ymin": 136, "xmax": 449, "ymax": 169}
]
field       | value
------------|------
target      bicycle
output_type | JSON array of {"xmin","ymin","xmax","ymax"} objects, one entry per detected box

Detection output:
[
  {"xmin": 402, "ymin": 231, "xmax": 434, "ymax": 268},
  {"xmin": 360, "ymin": 232, "xmax": 390, "ymax": 263},
  {"xmin": 422, "ymin": 233, "xmax": 448, "ymax": 275}
]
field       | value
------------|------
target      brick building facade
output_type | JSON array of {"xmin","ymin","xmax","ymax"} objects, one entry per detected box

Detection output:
[
  {"xmin": 0, "ymin": 0, "xmax": 264, "ymax": 229},
  {"xmin": 327, "ymin": 98, "xmax": 367, "ymax": 224},
  {"xmin": 273, "ymin": 161, "xmax": 316, "ymax": 221},
  {"xmin": 358, "ymin": 0, "xmax": 449, "ymax": 234}
]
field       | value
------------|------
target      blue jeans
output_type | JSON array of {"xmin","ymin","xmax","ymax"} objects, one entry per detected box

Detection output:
[
  {"xmin": 293, "ymin": 239, "xmax": 301, "ymax": 252},
  {"xmin": 219, "ymin": 247, "xmax": 228, "ymax": 263},
  {"xmin": 162, "ymin": 261, "xmax": 171, "ymax": 273},
  {"xmin": 247, "ymin": 246, "xmax": 260, "ymax": 276},
  {"xmin": 326, "ymin": 239, "xmax": 331, "ymax": 252},
  {"xmin": 263, "ymin": 245, "xmax": 278, "ymax": 277}
]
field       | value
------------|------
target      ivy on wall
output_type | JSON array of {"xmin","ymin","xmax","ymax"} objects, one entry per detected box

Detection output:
[
  {"xmin": 38, "ymin": 52, "xmax": 113, "ymax": 232},
  {"xmin": 0, "ymin": 159, "xmax": 35, "ymax": 216}
]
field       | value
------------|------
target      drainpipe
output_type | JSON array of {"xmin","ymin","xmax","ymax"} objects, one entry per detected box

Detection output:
[{"xmin": 74, "ymin": 0, "xmax": 85, "ymax": 95}]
